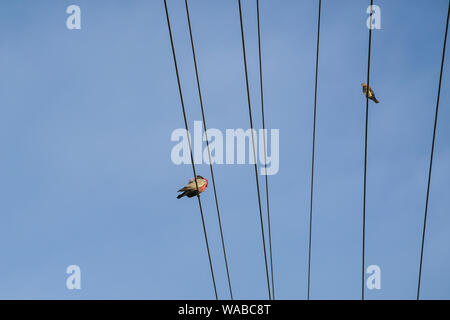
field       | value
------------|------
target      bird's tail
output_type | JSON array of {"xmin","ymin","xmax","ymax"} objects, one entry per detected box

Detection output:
[
  {"xmin": 373, "ymin": 97, "xmax": 379, "ymax": 103},
  {"xmin": 177, "ymin": 192, "xmax": 186, "ymax": 199}
]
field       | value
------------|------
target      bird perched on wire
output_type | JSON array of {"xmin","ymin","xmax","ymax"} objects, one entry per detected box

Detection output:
[
  {"xmin": 361, "ymin": 83, "xmax": 379, "ymax": 103},
  {"xmin": 177, "ymin": 176, "xmax": 208, "ymax": 199}
]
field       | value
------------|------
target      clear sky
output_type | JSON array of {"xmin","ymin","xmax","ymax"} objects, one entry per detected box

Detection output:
[{"xmin": 0, "ymin": 0, "xmax": 449, "ymax": 300}]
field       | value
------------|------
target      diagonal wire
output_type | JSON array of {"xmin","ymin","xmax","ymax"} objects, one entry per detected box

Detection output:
[
  {"xmin": 417, "ymin": 0, "xmax": 450, "ymax": 301},
  {"xmin": 184, "ymin": 0, "xmax": 234, "ymax": 300},
  {"xmin": 238, "ymin": 0, "xmax": 272, "ymax": 300},
  {"xmin": 307, "ymin": 0, "xmax": 321, "ymax": 301},
  {"xmin": 163, "ymin": 0, "xmax": 218, "ymax": 300},
  {"xmin": 256, "ymin": 0, "xmax": 275, "ymax": 300},
  {"xmin": 362, "ymin": 0, "xmax": 374, "ymax": 301}
]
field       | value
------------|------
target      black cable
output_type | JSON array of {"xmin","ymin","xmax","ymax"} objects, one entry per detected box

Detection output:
[
  {"xmin": 163, "ymin": 0, "xmax": 218, "ymax": 300},
  {"xmin": 238, "ymin": 0, "xmax": 272, "ymax": 300},
  {"xmin": 256, "ymin": 0, "xmax": 275, "ymax": 300},
  {"xmin": 362, "ymin": 0, "xmax": 374, "ymax": 301},
  {"xmin": 184, "ymin": 0, "xmax": 234, "ymax": 300},
  {"xmin": 417, "ymin": 0, "xmax": 450, "ymax": 301},
  {"xmin": 307, "ymin": 0, "xmax": 321, "ymax": 301}
]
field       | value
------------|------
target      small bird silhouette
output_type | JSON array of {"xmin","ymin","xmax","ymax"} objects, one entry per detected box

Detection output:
[
  {"xmin": 361, "ymin": 83, "xmax": 379, "ymax": 103},
  {"xmin": 177, "ymin": 176, "xmax": 208, "ymax": 199}
]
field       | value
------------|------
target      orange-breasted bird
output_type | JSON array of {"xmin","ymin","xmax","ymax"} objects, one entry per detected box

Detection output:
[
  {"xmin": 361, "ymin": 83, "xmax": 379, "ymax": 103},
  {"xmin": 177, "ymin": 176, "xmax": 208, "ymax": 199}
]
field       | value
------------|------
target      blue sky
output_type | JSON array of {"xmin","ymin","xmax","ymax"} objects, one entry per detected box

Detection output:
[{"xmin": 0, "ymin": 0, "xmax": 449, "ymax": 299}]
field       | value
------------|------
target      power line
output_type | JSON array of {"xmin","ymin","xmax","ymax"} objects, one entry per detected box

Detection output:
[
  {"xmin": 417, "ymin": 0, "xmax": 450, "ymax": 301},
  {"xmin": 184, "ymin": 0, "xmax": 234, "ymax": 300},
  {"xmin": 362, "ymin": 0, "xmax": 374, "ymax": 301},
  {"xmin": 238, "ymin": 0, "xmax": 272, "ymax": 300},
  {"xmin": 256, "ymin": 0, "xmax": 275, "ymax": 300},
  {"xmin": 163, "ymin": 0, "xmax": 218, "ymax": 300},
  {"xmin": 307, "ymin": 0, "xmax": 321, "ymax": 301}
]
